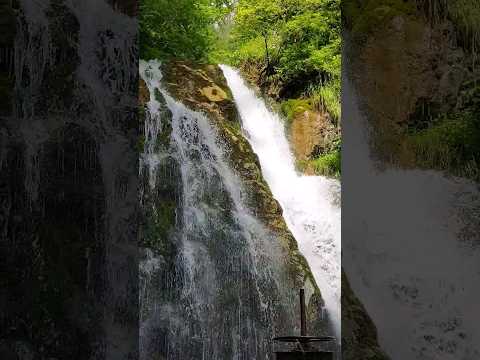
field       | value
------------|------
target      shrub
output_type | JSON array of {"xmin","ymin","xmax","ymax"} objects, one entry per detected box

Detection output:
[
  {"xmin": 281, "ymin": 98, "xmax": 312, "ymax": 122},
  {"xmin": 308, "ymin": 79, "xmax": 341, "ymax": 123},
  {"xmin": 311, "ymin": 149, "xmax": 341, "ymax": 177},
  {"xmin": 405, "ymin": 111, "xmax": 480, "ymax": 179}
]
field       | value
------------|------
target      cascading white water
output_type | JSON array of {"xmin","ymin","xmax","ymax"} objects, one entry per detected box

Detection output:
[
  {"xmin": 221, "ymin": 65, "xmax": 342, "ymax": 338},
  {"xmin": 342, "ymin": 79, "xmax": 480, "ymax": 359}
]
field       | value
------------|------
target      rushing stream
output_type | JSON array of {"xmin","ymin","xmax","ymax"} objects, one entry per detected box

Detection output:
[{"xmin": 221, "ymin": 65, "xmax": 341, "ymax": 337}]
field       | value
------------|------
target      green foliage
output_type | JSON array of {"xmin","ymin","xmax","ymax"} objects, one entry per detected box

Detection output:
[
  {"xmin": 296, "ymin": 136, "xmax": 341, "ymax": 177},
  {"xmin": 307, "ymin": 77, "xmax": 341, "ymax": 123},
  {"xmin": 297, "ymin": 147, "xmax": 341, "ymax": 178},
  {"xmin": 223, "ymin": 0, "xmax": 341, "ymax": 90},
  {"xmin": 140, "ymin": 0, "xmax": 230, "ymax": 60},
  {"xmin": 281, "ymin": 98, "xmax": 312, "ymax": 122},
  {"xmin": 139, "ymin": 0, "xmax": 341, "ymax": 120},
  {"xmin": 311, "ymin": 149, "xmax": 341, "ymax": 177},
  {"xmin": 212, "ymin": 0, "xmax": 341, "ymax": 124},
  {"xmin": 281, "ymin": 78, "xmax": 340, "ymax": 129},
  {"xmin": 406, "ymin": 110, "xmax": 480, "ymax": 179}
]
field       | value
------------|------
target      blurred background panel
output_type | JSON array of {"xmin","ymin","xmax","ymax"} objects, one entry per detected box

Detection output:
[{"xmin": 0, "ymin": 1, "xmax": 139, "ymax": 359}]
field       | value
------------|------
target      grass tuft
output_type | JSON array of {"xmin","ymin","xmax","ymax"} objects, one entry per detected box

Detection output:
[
  {"xmin": 404, "ymin": 110, "xmax": 480, "ymax": 179},
  {"xmin": 307, "ymin": 79, "xmax": 341, "ymax": 123},
  {"xmin": 281, "ymin": 98, "xmax": 313, "ymax": 122}
]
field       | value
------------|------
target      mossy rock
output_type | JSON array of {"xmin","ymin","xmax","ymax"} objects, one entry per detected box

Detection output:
[
  {"xmin": 142, "ymin": 199, "xmax": 177, "ymax": 257},
  {"xmin": 200, "ymin": 85, "xmax": 229, "ymax": 102},
  {"xmin": 140, "ymin": 169, "xmax": 182, "ymax": 260},
  {"xmin": 162, "ymin": 60, "xmax": 237, "ymax": 126},
  {"xmin": 154, "ymin": 90, "xmax": 173, "ymax": 151}
]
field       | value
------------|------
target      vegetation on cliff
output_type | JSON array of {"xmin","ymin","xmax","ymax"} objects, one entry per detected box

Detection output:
[
  {"xmin": 218, "ymin": 0, "xmax": 341, "ymax": 177},
  {"xmin": 139, "ymin": 0, "xmax": 342, "ymax": 178},
  {"xmin": 217, "ymin": 0, "xmax": 340, "ymax": 96},
  {"xmin": 343, "ymin": 0, "xmax": 480, "ymax": 181}
]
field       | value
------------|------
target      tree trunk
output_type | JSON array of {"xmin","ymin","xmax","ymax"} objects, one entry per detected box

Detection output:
[{"xmin": 264, "ymin": 33, "xmax": 271, "ymax": 73}]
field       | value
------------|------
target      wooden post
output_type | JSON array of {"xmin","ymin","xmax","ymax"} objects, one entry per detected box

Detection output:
[{"xmin": 300, "ymin": 288, "xmax": 307, "ymax": 337}]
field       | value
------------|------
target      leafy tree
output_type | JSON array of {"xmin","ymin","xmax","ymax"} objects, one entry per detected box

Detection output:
[
  {"xmin": 139, "ymin": 0, "xmax": 218, "ymax": 60},
  {"xmin": 225, "ymin": 0, "xmax": 341, "ymax": 94}
]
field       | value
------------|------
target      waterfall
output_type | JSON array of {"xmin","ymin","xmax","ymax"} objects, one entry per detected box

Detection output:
[
  {"xmin": 139, "ymin": 60, "xmax": 326, "ymax": 360},
  {"xmin": 342, "ymin": 79, "xmax": 480, "ymax": 359},
  {"xmin": 220, "ymin": 65, "xmax": 341, "ymax": 338}
]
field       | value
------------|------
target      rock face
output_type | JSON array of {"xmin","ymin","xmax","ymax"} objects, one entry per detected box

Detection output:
[
  {"xmin": 162, "ymin": 62, "xmax": 239, "ymax": 126},
  {"xmin": 1, "ymin": 1, "xmax": 139, "ymax": 359},
  {"xmin": 349, "ymin": 15, "xmax": 463, "ymax": 134},
  {"xmin": 288, "ymin": 108, "xmax": 339, "ymax": 175},
  {"xmin": 290, "ymin": 110, "xmax": 330, "ymax": 162}
]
